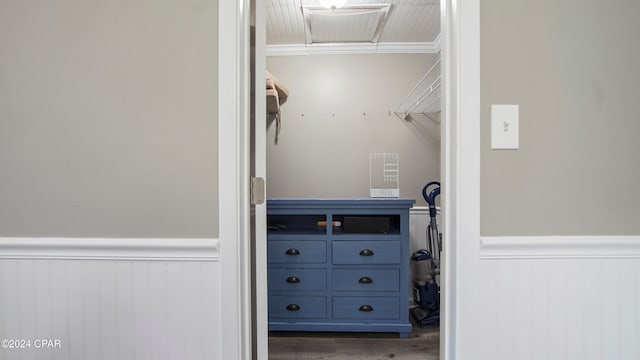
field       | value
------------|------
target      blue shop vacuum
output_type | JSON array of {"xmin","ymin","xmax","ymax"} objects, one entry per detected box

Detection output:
[{"xmin": 411, "ymin": 181, "xmax": 441, "ymax": 327}]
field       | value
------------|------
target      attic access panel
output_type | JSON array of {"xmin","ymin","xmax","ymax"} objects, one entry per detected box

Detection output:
[{"xmin": 302, "ymin": 4, "xmax": 392, "ymax": 44}]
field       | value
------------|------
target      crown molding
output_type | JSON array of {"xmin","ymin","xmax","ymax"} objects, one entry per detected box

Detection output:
[{"xmin": 266, "ymin": 34, "xmax": 441, "ymax": 56}]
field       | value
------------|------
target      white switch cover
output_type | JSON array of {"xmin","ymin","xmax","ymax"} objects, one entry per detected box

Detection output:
[{"xmin": 491, "ymin": 104, "xmax": 519, "ymax": 149}]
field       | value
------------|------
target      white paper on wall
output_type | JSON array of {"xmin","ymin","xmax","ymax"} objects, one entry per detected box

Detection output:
[{"xmin": 370, "ymin": 153, "xmax": 400, "ymax": 198}]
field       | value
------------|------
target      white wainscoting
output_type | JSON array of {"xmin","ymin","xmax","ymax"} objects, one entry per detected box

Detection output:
[
  {"xmin": 409, "ymin": 206, "xmax": 441, "ymax": 255},
  {"xmin": 474, "ymin": 236, "xmax": 640, "ymax": 360},
  {"xmin": 0, "ymin": 238, "xmax": 221, "ymax": 360}
]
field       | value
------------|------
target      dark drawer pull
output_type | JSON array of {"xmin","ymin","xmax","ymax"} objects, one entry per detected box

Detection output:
[
  {"xmin": 285, "ymin": 248, "xmax": 300, "ymax": 256},
  {"xmin": 286, "ymin": 276, "xmax": 300, "ymax": 283},
  {"xmin": 359, "ymin": 249, "xmax": 374, "ymax": 256},
  {"xmin": 286, "ymin": 304, "xmax": 300, "ymax": 311},
  {"xmin": 358, "ymin": 276, "xmax": 373, "ymax": 284},
  {"xmin": 359, "ymin": 305, "xmax": 374, "ymax": 312}
]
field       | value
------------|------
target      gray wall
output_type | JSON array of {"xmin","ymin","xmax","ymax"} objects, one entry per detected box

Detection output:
[
  {"xmin": 266, "ymin": 54, "xmax": 440, "ymax": 206},
  {"xmin": 481, "ymin": 0, "xmax": 640, "ymax": 236},
  {"xmin": 0, "ymin": 0, "xmax": 219, "ymax": 237}
]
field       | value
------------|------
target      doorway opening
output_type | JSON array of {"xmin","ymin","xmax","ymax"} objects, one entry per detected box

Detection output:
[{"xmin": 254, "ymin": 1, "xmax": 446, "ymax": 359}]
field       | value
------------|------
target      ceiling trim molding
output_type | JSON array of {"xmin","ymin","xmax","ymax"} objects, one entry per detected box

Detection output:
[{"xmin": 266, "ymin": 34, "xmax": 441, "ymax": 56}]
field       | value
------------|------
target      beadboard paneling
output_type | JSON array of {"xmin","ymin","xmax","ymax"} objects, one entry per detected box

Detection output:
[
  {"xmin": 0, "ymin": 259, "xmax": 220, "ymax": 360},
  {"xmin": 475, "ymin": 237, "xmax": 640, "ymax": 360},
  {"xmin": 409, "ymin": 207, "xmax": 441, "ymax": 255}
]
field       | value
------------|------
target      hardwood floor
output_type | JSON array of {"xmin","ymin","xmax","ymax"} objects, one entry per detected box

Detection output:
[{"xmin": 268, "ymin": 325, "xmax": 439, "ymax": 360}]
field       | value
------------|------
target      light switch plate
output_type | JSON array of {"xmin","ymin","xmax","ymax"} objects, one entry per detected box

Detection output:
[{"xmin": 491, "ymin": 104, "xmax": 519, "ymax": 149}]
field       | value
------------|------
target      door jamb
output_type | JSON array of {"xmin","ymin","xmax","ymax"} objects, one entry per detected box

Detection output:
[
  {"xmin": 219, "ymin": 0, "xmax": 483, "ymax": 358},
  {"xmin": 218, "ymin": 0, "xmax": 252, "ymax": 359},
  {"xmin": 441, "ymin": 1, "xmax": 482, "ymax": 359}
]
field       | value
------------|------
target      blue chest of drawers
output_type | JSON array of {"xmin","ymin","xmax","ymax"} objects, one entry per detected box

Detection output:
[{"xmin": 267, "ymin": 198, "xmax": 415, "ymax": 338}]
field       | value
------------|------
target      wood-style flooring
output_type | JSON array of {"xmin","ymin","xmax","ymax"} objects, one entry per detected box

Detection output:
[{"xmin": 268, "ymin": 325, "xmax": 439, "ymax": 360}]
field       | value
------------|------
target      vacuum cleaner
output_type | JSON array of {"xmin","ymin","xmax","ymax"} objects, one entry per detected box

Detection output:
[{"xmin": 411, "ymin": 181, "xmax": 441, "ymax": 327}]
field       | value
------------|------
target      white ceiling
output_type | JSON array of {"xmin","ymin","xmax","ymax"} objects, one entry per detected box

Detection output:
[{"xmin": 266, "ymin": 0, "xmax": 441, "ymax": 54}]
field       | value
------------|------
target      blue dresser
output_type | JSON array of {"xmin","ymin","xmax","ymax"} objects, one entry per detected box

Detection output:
[{"xmin": 267, "ymin": 198, "xmax": 415, "ymax": 338}]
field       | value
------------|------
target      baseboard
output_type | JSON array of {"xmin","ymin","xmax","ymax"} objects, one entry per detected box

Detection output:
[
  {"xmin": 480, "ymin": 235, "xmax": 640, "ymax": 260},
  {"xmin": 0, "ymin": 237, "xmax": 219, "ymax": 261}
]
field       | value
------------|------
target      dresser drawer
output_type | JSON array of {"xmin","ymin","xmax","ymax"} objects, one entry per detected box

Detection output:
[
  {"xmin": 332, "ymin": 241, "xmax": 400, "ymax": 264},
  {"xmin": 332, "ymin": 296, "xmax": 400, "ymax": 320},
  {"xmin": 268, "ymin": 268, "xmax": 326, "ymax": 291},
  {"xmin": 268, "ymin": 241, "xmax": 326, "ymax": 264},
  {"xmin": 332, "ymin": 269, "xmax": 399, "ymax": 292},
  {"xmin": 269, "ymin": 296, "xmax": 327, "ymax": 319}
]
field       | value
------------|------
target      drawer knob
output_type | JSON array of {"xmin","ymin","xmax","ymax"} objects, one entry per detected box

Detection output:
[
  {"xmin": 286, "ymin": 304, "xmax": 300, "ymax": 311},
  {"xmin": 359, "ymin": 249, "xmax": 374, "ymax": 256},
  {"xmin": 358, "ymin": 305, "xmax": 374, "ymax": 312},
  {"xmin": 286, "ymin": 276, "xmax": 301, "ymax": 283},
  {"xmin": 358, "ymin": 276, "xmax": 373, "ymax": 284},
  {"xmin": 285, "ymin": 248, "xmax": 300, "ymax": 256}
]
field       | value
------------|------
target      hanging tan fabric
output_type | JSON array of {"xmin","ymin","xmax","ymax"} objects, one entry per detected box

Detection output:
[{"xmin": 266, "ymin": 70, "xmax": 289, "ymax": 144}]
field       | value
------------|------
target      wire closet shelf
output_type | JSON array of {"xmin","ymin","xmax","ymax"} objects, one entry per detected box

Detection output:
[{"xmin": 394, "ymin": 58, "xmax": 441, "ymax": 122}]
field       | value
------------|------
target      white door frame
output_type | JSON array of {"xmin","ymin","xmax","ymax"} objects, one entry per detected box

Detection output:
[
  {"xmin": 252, "ymin": 0, "xmax": 269, "ymax": 358},
  {"xmin": 440, "ymin": 0, "xmax": 481, "ymax": 359},
  {"xmin": 218, "ymin": 0, "xmax": 481, "ymax": 359},
  {"xmin": 218, "ymin": 0, "xmax": 252, "ymax": 359}
]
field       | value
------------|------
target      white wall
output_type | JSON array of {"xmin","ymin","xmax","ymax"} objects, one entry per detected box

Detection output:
[
  {"xmin": 410, "ymin": 207, "xmax": 442, "ymax": 254},
  {"xmin": 0, "ymin": 259, "xmax": 220, "ymax": 360},
  {"xmin": 474, "ymin": 239, "xmax": 640, "ymax": 360},
  {"xmin": 266, "ymin": 54, "xmax": 440, "ymax": 206}
]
